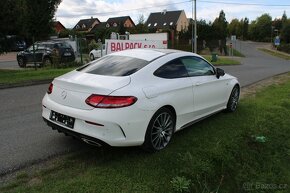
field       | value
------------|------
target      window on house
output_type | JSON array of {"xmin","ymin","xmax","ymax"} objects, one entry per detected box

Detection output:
[
  {"xmin": 82, "ymin": 24, "xmax": 86, "ymax": 28},
  {"xmin": 154, "ymin": 23, "xmax": 157, "ymax": 27},
  {"xmin": 163, "ymin": 22, "xmax": 167, "ymax": 26},
  {"xmin": 76, "ymin": 25, "xmax": 80, "ymax": 29},
  {"xmin": 170, "ymin": 22, "xmax": 173, "ymax": 26},
  {"xmin": 148, "ymin": 23, "xmax": 151, "ymax": 27},
  {"xmin": 106, "ymin": 23, "xmax": 110, "ymax": 28},
  {"xmin": 113, "ymin": 23, "xmax": 117, "ymax": 27}
]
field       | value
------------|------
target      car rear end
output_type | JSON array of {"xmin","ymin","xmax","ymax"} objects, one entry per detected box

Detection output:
[
  {"xmin": 55, "ymin": 42, "xmax": 75, "ymax": 63},
  {"xmin": 42, "ymin": 51, "xmax": 163, "ymax": 146}
]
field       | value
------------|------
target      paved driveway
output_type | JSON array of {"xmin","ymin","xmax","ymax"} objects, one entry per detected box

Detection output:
[
  {"xmin": 0, "ymin": 41, "xmax": 289, "ymax": 176},
  {"xmin": 222, "ymin": 40, "xmax": 290, "ymax": 86},
  {"xmin": 0, "ymin": 52, "xmax": 20, "ymax": 69}
]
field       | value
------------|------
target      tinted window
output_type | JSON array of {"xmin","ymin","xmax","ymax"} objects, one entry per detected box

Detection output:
[
  {"xmin": 181, "ymin": 57, "xmax": 215, "ymax": 76},
  {"xmin": 77, "ymin": 55, "xmax": 149, "ymax": 76},
  {"xmin": 154, "ymin": 59, "xmax": 188, "ymax": 79}
]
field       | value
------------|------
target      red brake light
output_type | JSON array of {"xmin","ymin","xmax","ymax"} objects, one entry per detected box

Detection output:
[
  {"xmin": 85, "ymin": 94, "xmax": 137, "ymax": 108},
  {"xmin": 47, "ymin": 83, "xmax": 53, "ymax": 94}
]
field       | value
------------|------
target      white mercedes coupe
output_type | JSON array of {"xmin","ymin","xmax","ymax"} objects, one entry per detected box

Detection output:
[{"xmin": 42, "ymin": 49, "xmax": 240, "ymax": 152}]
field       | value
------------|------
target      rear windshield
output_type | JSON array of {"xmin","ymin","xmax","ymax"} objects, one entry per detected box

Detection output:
[
  {"xmin": 54, "ymin": 42, "xmax": 71, "ymax": 49},
  {"xmin": 77, "ymin": 55, "xmax": 149, "ymax": 76}
]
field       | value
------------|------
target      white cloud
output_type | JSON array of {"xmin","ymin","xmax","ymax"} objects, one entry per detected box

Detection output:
[{"xmin": 55, "ymin": 0, "xmax": 288, "ymax": 28}]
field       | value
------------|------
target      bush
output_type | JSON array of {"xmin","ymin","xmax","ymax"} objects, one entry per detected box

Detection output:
[
  {"xmin": 88, "ymin": 40, "xmax": 100, "ymax": 52},
  {"xmin": 277, "ymin": 43, "xmax": 290, "ymax": 54}
]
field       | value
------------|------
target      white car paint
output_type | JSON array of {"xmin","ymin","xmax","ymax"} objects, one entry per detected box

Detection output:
[{"xmin": 42, "ymin": 49, "xmax": 239, "ymax": 150}]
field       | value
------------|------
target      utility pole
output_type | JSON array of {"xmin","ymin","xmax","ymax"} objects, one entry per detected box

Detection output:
[
  {"xmin": 191, "ymin": 0, "xmax": 193, "ymax": 52},
  {"xmin": 194, "ymin": 0, "xmax": 197, "ymax": 53}
]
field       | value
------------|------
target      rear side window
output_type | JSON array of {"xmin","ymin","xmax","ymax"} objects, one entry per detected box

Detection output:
[
  {"xmin": 77, "ymin": 55, "xmax": 149, "ymax": 76},
  {"xmin": 154, "ymin": 59, "xmax": 188, "ymax": 79},
  {"xmin": 181, "ymin": 57, "xmax": 215, "ymax": 76}
]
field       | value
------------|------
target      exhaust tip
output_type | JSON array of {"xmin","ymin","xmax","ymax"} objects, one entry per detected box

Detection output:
[{"xmin": 81, "ymin": 138, "xmax": 102, "ymax": 147}]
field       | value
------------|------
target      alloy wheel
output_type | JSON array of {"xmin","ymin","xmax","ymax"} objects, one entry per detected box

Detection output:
[{"xmin": 150, "ymin": 112, "xmax": 174, "ymax": 150}]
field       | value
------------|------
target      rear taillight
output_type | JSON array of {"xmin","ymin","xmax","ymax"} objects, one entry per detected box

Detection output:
[
  {"xmin": 47, "ymin": 83, "xmax": 53, "ymax": 94},
  {"xmin": 85, "ymin": 94, "xmax": 137, "ymax": 108}
]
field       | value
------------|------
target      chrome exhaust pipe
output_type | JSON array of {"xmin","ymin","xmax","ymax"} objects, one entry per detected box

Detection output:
[{"xmin": 81, "ymin": 138, "xmax": 102, "ymax": 147}]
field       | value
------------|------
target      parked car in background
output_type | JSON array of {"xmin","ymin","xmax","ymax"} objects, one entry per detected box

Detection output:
[
  {"xmin": 6, "ymin": 35, "xmax": 26, "ymax": 51},
  {"xmin": 42, "ymin": 49, "xmax": 240, "ymax": 152},
  {"xmin": 89, "ymin": 44, "xmax": 106, "ymax": 60},
  {"xmin": 17, "ymin": 41, "xmax": 75, "ymax": 67}
]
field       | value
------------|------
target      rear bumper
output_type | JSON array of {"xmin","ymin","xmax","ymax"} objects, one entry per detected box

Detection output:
[
  {"xmin": 42, "ymin": 94, "xmax": 153, "ymax": 147},
  {"xmin": 43, "ymin": 118, "xmax": 108, "ymax": 147},
  {"xmin": 60, "ymin": 55, "xmax": 75, "ymax": 63}
]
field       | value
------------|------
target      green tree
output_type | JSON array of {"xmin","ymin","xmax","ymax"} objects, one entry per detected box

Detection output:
[
  {"xmin": 25, "ymin": 0, "xmax": 61, "ymax": 40},
  {"xmin": 228, "ymin": 18, "xmax": 241, "ymax": 37},
  {"xmin": 0, "ymin": 0, "xmax": 26, "ymax": 52},
  {"xmin": 212, "ymin": 10, "xmax": 228, "ymax": 54},
  {"xmin": 281, "ymin": 20, "xmax": 290, "ymax": 43},
  {"xmin": 249, "ymin": 14, "xmax": 272, "ymax": 41},
  {"xmin": 132, "ymin": 14, "xmax": 149, "ymax": 34},
  {"xmin": 0, "ymin": 0, "xmax": 61, "ymax": 53},
  {"xmin": 241, "ymin": 17, "xmax": 249, "ymax": 40},
  {"xmin": 282, "ymin": 11, "xmax": 287, "ymax": 25},
  {"xmin": 212, "ymin": 10, "xmax": 228, "ymax": 39}
]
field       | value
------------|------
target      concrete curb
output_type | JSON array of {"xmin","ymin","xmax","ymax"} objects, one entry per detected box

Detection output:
[{"xmin": 0, "ymin": 79, "xmax": 52, "ymax": 89}]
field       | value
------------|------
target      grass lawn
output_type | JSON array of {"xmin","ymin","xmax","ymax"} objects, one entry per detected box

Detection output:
[
  {"xmin": 1, "ymin": 74, "xmax": 289, "ymax": 193},
  {"xmin": 0, "ymin": 68, "xmax": 75, "ymax": 84},
  {"xmin": 226, "ymin": 46, "xmax": 245, "ymax": 57},
  {"xmin": 232, "ymin": 48, "xmax": 245, "ymax": 57},
  {"xmin": 258, "ymin": 48, "xmax": 290, "ymax": 60},
  {"xmin": 203, "ymin": 55, "xmax": 241, "ymax": 66}
]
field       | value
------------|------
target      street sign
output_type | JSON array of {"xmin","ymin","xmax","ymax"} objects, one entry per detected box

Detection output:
[
  {"xmin": 274, "ymin": 36, "xmax": 280, "ymax": 46},
  {"xmin": 231, "ymin": 35, "xmax": 236, "ymax": 41}
]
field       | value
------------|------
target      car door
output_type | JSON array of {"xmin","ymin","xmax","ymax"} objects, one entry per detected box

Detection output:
[
  {"xmin": 26, "ymin": 44, "xmax": 43, "ymax": 63},
  {"xmin": 151, "ymin": 58, "xmax": 195, "ymax": 130},
  {"xmin": 180, "ymin": 56, "xmax": 229, "ymax": 118}
]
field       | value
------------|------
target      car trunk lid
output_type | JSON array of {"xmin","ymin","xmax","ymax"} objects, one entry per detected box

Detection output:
[{"xmin": 49, "ymin": 70, "xmax": 131, "ymax": 110}]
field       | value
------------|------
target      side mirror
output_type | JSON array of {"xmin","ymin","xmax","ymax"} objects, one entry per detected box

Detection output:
[{"xmin": 216, "ymin": 68, "xmax": 225, "ymax": 79}]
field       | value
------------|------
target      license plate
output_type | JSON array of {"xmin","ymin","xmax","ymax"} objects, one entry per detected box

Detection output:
[
  {"xmin": 50, "ymin": 111, "xmax": 75, "ymax": 129},
  {"xmin": 64, "ymin": 52, "xmax": 71, "ymax": 56}
]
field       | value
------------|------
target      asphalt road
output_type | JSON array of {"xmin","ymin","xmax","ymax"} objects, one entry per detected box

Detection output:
[
  {"xmin": 0, "ymin": 61, "xmax": 19, "ymax": 69},
  {"xmin": 222, "ymin": 40, "xmax": 290, "ymax": 86},
  {"xmin": 0, "ymin": 41, "xmax": 289, "ymax": 176}
]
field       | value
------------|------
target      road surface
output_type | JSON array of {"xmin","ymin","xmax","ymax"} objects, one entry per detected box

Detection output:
[
  {"xmin": 0, "ymin": 41, "xmax": 289, "ymax": 175},
  {"xmin": 222, "ymin": 40, "xmax": 290, "ymax": 86},
  {"xmin": 0, "ymin": 61, "xmax": 19, "ymax": 69}
]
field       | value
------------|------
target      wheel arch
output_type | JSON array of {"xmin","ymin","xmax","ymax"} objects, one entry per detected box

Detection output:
[{"xmin": 155, "ymin": 105, "xmax": 177, "ymax": 131}]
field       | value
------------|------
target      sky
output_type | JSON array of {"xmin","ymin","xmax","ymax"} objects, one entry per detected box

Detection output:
[{"xmin": 55, "ymin": 0, "xmax": 290, "ymax": 28}]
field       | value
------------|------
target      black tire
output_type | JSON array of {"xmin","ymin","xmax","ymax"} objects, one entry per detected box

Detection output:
[
  {"xmin": 142, "ymin": 107, "xmax": 175, "ymax": 152},
  {"xmin": 43, "ymin": 57, "xmax": 52, "ymax": 67},
  {"xmin": 90, "ymin": 53, "xmax": 95, "ymax": 61},
  {"xmin": 226, "ymin": 85, "xmax": 240, "ymax": 112},
  {"xmin": 18, "ymin": 57, "xmax": 26, "ymax": 68}
]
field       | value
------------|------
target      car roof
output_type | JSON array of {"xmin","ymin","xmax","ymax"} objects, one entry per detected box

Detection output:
[
  {"xmin": 35, "ymin": 41, "xmax": 67, "ymax": 45},
  {"xmin": 110, "ymin": 49, "xmax": 196, "ymax": 61}
]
